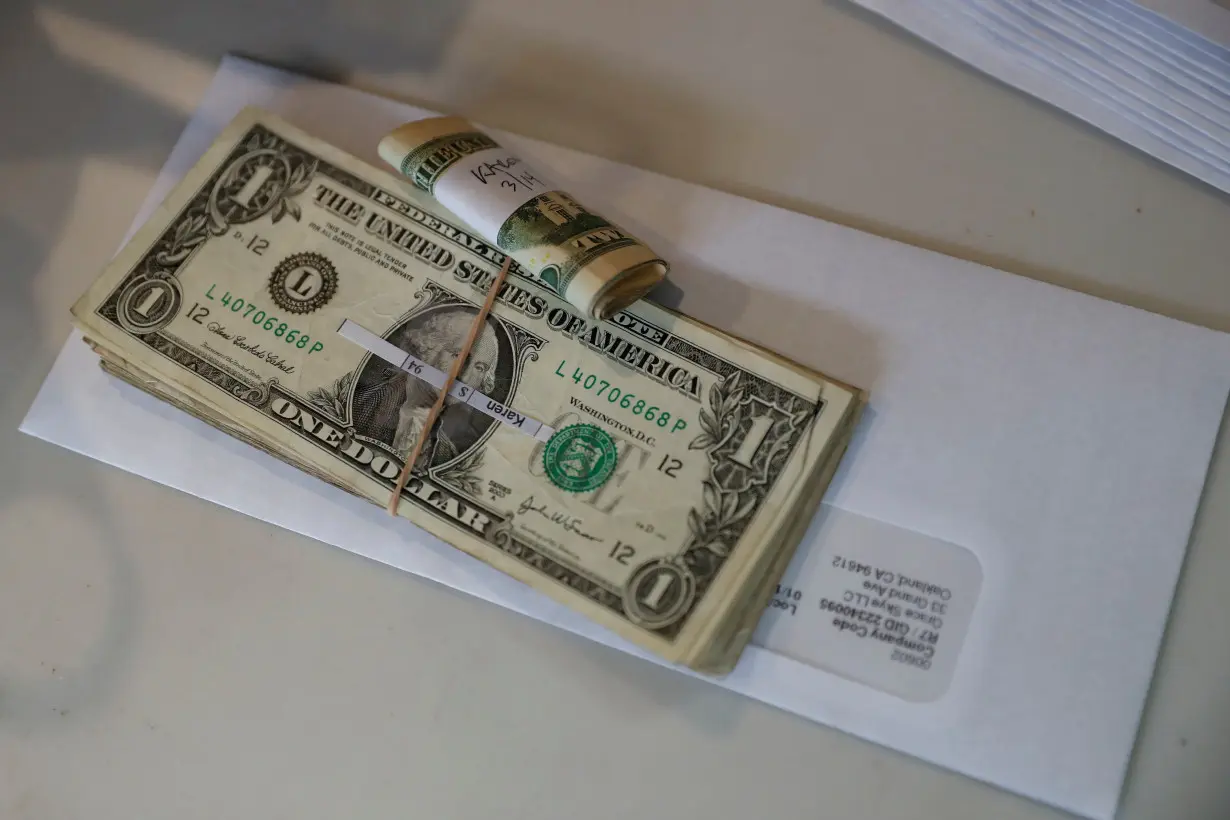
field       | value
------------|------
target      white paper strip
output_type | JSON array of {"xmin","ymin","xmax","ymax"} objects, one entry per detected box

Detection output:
[{"xmin": 336, "ymin": 319, "xmax": 556, "ymax": 442}]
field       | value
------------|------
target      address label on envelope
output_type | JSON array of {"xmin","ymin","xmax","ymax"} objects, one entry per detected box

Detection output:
[{"xmin": 756, "ymin": 509, "xmax": 982, "ymax": 702}]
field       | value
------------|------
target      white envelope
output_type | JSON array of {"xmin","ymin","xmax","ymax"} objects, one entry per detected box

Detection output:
[
  {"xmin": 21, "ymin": 56, "xmax": 1230, "ymax": 820},
  {"xmin": 850, "ymin": 0, "xmax": 1230, "ymax": 197}
]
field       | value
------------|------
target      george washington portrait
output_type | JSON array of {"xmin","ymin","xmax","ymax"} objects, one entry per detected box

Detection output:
[{"xmin": 350, "ymin": 305, "xmax": 515, "ymax": 469}]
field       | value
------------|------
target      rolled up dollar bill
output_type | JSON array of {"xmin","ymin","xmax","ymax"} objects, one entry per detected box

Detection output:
[{"xmin": 378, "ymin": 116, "xmax": 667, "ymax": 321}]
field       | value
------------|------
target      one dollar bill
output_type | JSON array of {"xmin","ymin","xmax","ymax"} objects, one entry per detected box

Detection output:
[
  {"xmin": 378, "ymin": 116, "xmax": 667, "ymax": 321},
  {"xmin": 70, "ymin": 108, "xmax": 865, "ymax": 673}
]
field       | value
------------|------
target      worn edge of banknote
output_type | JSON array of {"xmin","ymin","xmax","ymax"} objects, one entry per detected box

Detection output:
[{"xmin": 69, "ymin": 107, "xmax": 867, "ymax": 673}]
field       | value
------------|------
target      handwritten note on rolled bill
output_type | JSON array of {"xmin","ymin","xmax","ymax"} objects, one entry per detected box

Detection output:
[{"xmin": 378, "ymin": 117, "xmax": 668, "ymax": 321}]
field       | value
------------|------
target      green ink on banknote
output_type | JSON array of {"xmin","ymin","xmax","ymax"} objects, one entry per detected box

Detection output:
[{"xmin": 543, "ymin": 424, "xmax": 619, "ymax": 493}]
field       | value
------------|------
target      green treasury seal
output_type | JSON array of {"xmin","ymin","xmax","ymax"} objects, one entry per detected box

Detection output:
[{"xmin": 543, "ymin": 424, "xmax": 618, "ymax": 493}]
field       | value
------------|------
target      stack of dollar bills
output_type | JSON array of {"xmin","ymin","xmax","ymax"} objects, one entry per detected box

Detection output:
[{"xmin": 70, "ymin": 109, "xmax": 866, "ymax": 674}]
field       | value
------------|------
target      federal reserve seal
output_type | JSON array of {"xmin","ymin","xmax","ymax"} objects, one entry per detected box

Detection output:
[
  {"xmin": 268, "ymin": 252, "xmax": 338, "ymax": 315},
  {"xmin": 543, "ymin": 424, "xmax": 618, "ymax": 493}
]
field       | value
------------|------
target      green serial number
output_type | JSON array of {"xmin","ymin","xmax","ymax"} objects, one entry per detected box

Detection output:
[
  {"xmin": 205, "ymin": 285, "xmax": 323, "ymax": 354},
  {"xmin": 554, "ymin": 359, "xmax": 688, "ymax": 434}
]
